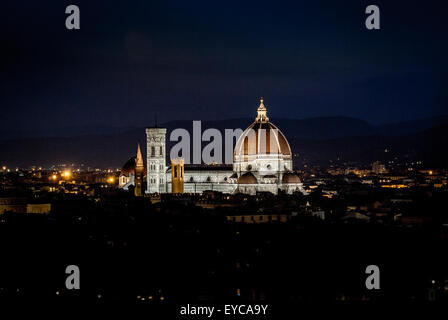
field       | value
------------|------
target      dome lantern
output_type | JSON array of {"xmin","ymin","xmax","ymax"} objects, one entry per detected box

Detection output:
[
  {"xmin": 255, "ymin": 98, "xmax": 269, "ymax": 122},
  {"xmin": 234, "ymin": 98, "xmax": 292, "ymax": 157}
]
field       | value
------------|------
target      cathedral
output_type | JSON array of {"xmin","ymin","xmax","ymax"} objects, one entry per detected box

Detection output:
[
  {"xmin": 118, "ymin": 142, "xmax": 145, "ymax": 196},
  {"xmin": 119, "ymin": 99, "xmax": 305, "ymax": 195}
]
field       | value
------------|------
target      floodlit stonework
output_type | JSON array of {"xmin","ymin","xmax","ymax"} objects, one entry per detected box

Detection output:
[{"xmin": 121, "ymin": 99, "xmax": 305, "ymax": 195}]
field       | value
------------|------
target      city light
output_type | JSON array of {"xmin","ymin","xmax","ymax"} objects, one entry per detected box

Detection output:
[
  {"xmin": 63, "ymin": 171, "xmax": 71, "ymax": 178},
  {"xmin": 108, "ymin": 177, "xmax": 115, "ymax": 183}
]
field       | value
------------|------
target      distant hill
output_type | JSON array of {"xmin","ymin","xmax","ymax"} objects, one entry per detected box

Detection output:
[
  {"xmin": 2, "ymin": 115, "xmax": 447, "ymax": 141},
  {"xmin": 0, "ymin": 116, "xmax": 447, "ymax": 168},
  {"xmin": 0, "ymin": 125, "xmax": 138, "ymax": 141},
  {"xmin": 289, "ymin": 125, "xmax": 448, "ymax": 168},
  {"xmin": 377, "ymin": 116, "xmax": 448, "ymax": 136}
]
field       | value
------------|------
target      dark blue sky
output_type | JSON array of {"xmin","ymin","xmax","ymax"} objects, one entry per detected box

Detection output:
[{"xmin": 1, "ymin": 0, "xmax": 447, "ymax": 133}]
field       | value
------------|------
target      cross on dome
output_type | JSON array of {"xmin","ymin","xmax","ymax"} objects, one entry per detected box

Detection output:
[{"xmin": 255, "ymin": 98, "xmax": 269, "ymax": 122}]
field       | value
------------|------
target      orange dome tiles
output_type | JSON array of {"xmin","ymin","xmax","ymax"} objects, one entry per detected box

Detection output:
[
  {"xmin": 120, "ymin": 157, "xmax": 137, "ymax": 176},
  {"xmin": 237, "ymin": 172, "xmax": 258, "ymax": 184},
  {"xmin": 120, "ymin": 156, "xmax": 147, "ymax": 176},
  {"xmin": 282, "ymin": 172, "xmax": 301, "ymax": 184},
  {"xmin": 234, "ymin": 121, "xmax": 292, "ymax": 156}
]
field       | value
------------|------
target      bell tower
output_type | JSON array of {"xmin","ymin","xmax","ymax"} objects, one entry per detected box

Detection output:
[
  {"xmin": 134, "ymin": 142, "xmax": 144, "ymax": 197},
  {"xmin": 146, "ymin": 122, "xmax": 167, "ymax": 194}
]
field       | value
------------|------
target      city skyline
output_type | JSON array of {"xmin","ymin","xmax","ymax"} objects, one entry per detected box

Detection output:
[{"xmin": 0, "ymin": 1, "xmax": 447, "ymax": 307}]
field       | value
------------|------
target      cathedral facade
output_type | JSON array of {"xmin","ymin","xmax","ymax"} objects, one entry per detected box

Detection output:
[
  {"xmin": 148, "ymin": 99, "xmax": 304, "ymax": 195},
  {"xmin": 120, "ymin": 99, "xmax": 305, "ymax": 195}
]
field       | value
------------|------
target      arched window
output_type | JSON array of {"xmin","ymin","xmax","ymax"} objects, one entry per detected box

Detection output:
[
  {"xmin": 206, "ymin": 176, "xmax": 211, "ymax": 182},
  {"xmin": 151, "ymin": 146, "xmax": 155, "ymax": 157}
]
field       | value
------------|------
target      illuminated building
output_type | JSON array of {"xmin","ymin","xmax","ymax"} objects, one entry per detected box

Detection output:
[
  {"xmin": 171, "ymin": 158, "xmax": 184, "ymax": 194},
  {"xmin": 232, "ymin": 98, "xmax": 303, "ymax": 195},
  {"xmin": 145, "ymin": 125, "xmax": 167, "ymax": 193},
  {"xmin": 119, "ymin": 99, "xmax": 305, "ymax": 195},
  {"xmin": 118, "ymin": 143, "xmax": 147, "ymax": 194},
  {"xmin": 372, "ymin": 161, "xmax": 387, "ymax": 175}
]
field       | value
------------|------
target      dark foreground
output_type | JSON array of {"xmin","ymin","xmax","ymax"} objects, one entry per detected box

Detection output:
[{"xmin": 0, "ymin": 194, "xmax": 446, "ymax": 315}]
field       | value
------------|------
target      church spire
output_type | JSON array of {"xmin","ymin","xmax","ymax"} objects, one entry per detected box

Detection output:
[
  {"xmin": 255, "ymin": 97, "xmax": 269, "ymax": 122},
  {"xmin": 134, "ymin": 142, "xmax": 144, "ymax": 197},
  {"xmin": 136, "ymin": 142, "xmax": 144, "ymax": 168}
]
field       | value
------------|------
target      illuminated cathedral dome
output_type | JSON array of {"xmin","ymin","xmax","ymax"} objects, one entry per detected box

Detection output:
[
  {"xmin": 233, "ymin": 99, "xmax": 293, "ymax": 175},
  {"xmin": 234, "ymin": 99, "xmax": 291, "ymax": 157}
]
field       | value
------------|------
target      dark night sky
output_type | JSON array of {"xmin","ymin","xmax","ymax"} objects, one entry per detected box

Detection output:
[{"xmin": 1, "ymin": 0, "xmax": 447, "ymax": 134}]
